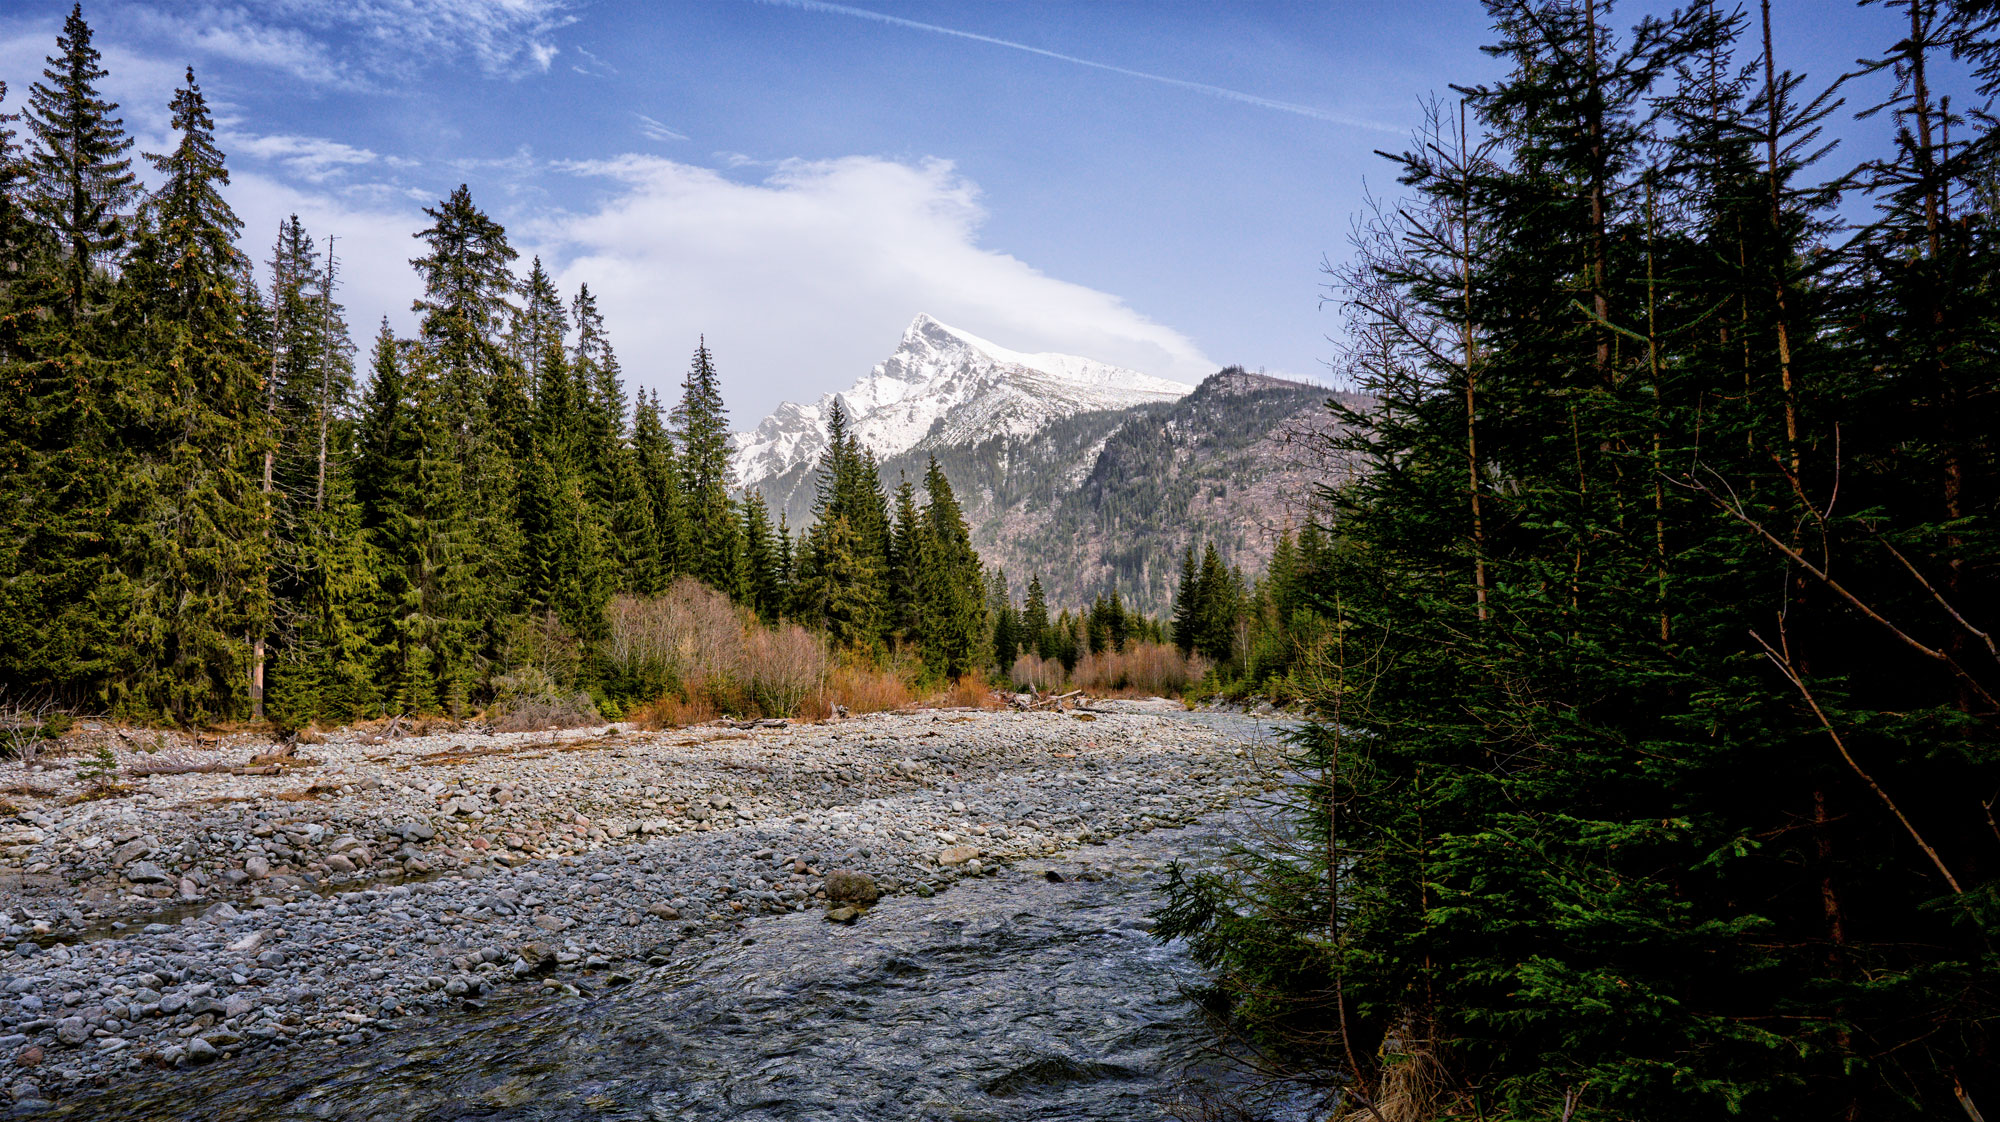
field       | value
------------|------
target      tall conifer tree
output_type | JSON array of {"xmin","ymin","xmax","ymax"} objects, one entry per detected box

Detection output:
[
  {"xmin": 115, "ymin": 68, "xmax": 268, "ymax": 721},
  {"xmin": 25, "ymin": 4, "xmax": 134, "ymax": 319},
  {"xmin": 673, "ymin": 338, "xmax": 739, "ymax": 590}
]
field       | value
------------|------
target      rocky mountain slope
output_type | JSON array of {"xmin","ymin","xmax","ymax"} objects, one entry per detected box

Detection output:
[
  {"xmin": 733, "ymin": 318, "xmax": 1358, "ymax": 616},
  {"xmin": 731, "ymin": 314, "xmax": 1193, "ymax": 503},
  {"xmin": 904, "ymin": 368, "xmax": 1359, "ymax": 615}
]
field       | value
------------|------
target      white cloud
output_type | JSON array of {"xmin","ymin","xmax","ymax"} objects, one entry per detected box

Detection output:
[
  {"xmin": 128, "ymin": 7, "xmax": 351, "ymax": 87},
  {"xmin": 570, "ymin": 45, "xmax": 615, "ymax": 77},
  {"xmin": 223, "ymin": 132, "xmax": 380, "ymax": 182},
  {"xmin": 276, "ymin": 0, "xmax": 574, "ymax": 77},
  {"xmin": 531, "ymin": 155, "xmax": 1215, "ymax": 424}
]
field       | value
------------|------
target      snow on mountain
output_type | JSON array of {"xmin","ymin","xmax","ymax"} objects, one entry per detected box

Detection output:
[{"xmin": 731, "ymin": 313, "xmax": 1194, "ymax": 492}]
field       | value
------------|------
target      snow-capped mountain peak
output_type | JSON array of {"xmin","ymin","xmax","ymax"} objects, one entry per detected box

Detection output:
[{"xmin": 731, "ymin": 314, "xmax": 1194, "ymax": 492}]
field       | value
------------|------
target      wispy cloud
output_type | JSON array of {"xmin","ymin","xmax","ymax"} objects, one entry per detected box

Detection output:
[
  {"xmin": 759, "ymin": 0, "xmax": 1401, "ymax": 134},
  {"xmin": 132, "ymin": 0, "xmax": 574, "ymax": 85},
  {"xmin": 223, "ymin": 131, "xmax": 381, "ymax": 181},
  {"xmin": 131, "ymin": 8, "xmax": 352, "ymax": 87},
  {"xmin": 571, "ymin": 45, "xmax": 616, "ymax": 77},
  {"xmin": 450, "ymin": 143, "xmax": 539, "ymax": 175},
  {"xmin": 634, "ymin": 113, "xmax": 688, "ymax": 143}
]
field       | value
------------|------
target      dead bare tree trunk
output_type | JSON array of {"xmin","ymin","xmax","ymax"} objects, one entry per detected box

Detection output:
[
  {"xmin": 253, "ymin": 221, "xmax": 287, "ymax": 721},
  {"xmin": 1457, "ymin": 101, "xmax": 1488, "ymax": 623},
  {"xmin": 1759, "ymin": 0, "xmax": 1800, "ymax": 474}
]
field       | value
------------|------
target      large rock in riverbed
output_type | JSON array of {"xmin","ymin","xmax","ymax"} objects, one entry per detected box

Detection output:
[
  {"xmin": 937, "ymin": 846, "xmax": 980, "ymax": 867},
  {"xmin": 823, "ymin": 870, "xmax": 878, "ymax": 904},
  {"xmin": 123, "ymin": 861, "xmax": 170, "ymax": 884}
]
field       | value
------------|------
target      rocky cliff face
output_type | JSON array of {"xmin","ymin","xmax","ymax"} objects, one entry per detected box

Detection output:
[
  {"xmin": 732, "ymin": 317, "xmax": 1358, "ymax": 615},
  {"xmin": 907, "ymin": 368, "xmax": 1361, "ymax": 615}
]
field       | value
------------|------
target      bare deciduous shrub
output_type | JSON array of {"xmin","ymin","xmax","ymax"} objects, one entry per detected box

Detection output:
[
  {"xmin": 485, "ymin": 668, "xmax": 601, "ymax": 732},
  {"xmin": 1, "ymin": 703, "xmax": 73, "ymax": 762},
  {"xmin": 1074, "ymin": 642, "xmax": 1206, "ymax": 696},
  {"xmin": 1009, "ymin": 653, "xmax": 1066, "ymax": 693},
  {"xmin": 923, "ymin": 674, "xmax": 1002, "ymax": 709},
  {"xmin": 606, "ymin": 579, "xmax": 748, "ymax": 691},
  {"xmin": 745, "ymin": 624, "xmax": 830, "ymax": 718},
  {"xmin": 611, "ymin": 581, "xmax": 837, "ymax": 722}
]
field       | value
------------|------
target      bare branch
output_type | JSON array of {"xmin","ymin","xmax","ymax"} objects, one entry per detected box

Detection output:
[{"xmin": 1751, "ymin": 628, "xmax": 1964, "ymax": 896}]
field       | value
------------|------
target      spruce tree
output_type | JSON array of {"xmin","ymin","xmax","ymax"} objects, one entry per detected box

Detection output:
[
  {"xmin": 738, "ymin": 491, "xmax": 779, "ymax": 619},
  {"xmin": 1171, "ymin": 545, "xmax": 1200, "ymax": 655},
  {"xmin": 673, "ymin": 338, "xmax": 739, "ymax": 591},
  {"xmin": 990, "ymin": 571, "xmax": 1020, "ymax": 671},
  {"xmin": 25, "ymin": 4, "xmax": 134, "ymax": 319},
  {"xmin": 352, "ymin": 327, "xmax": 478, "ymax": 715},
  {"xmin": 1161, "ymin": 4, "xmax": 2000, "ymax": 1118},
  {"xmin": 0, "ymin": 68, "xmax": 128, "ymax": 707},
  {"xmin": 888, "ymin": 476, "xmax": 921, "ymax": 636},
  {"xmin": 913, "ymin": 455, "xmax": 986, "ymax": 678},
  {"xmin": 774, "ymin": 513, "xmax": 795, "ymax": 613},
  {"xmin": 1022, "ymin": 575, "xmax": 1051, "ymax": 660},
  {"xmin": 115, "ymin": 68, "xmax": 268, "ymax": 721},
  {"xmin": 515, "ymin": 259, "xmax": 608, "ymax": 658},
  {"xmin": 570, "ymin": 283, "xmax": 628, "ymax": 569},
  {"xmin": 1191, "ymin": 543, "xmax": 1234, "ymax": 664},
  {"xmin": 262, "ymin": 217, "xmax": 372, "ymax": 726},
  {"xmin": 408, "ymin": 184, "xmax": 523, "ymax": 676},
  {"xmin": 797, "ymin": 399, "xmax": 890, "ymax": 642},
  {"xmin": 626, "ymin": 389, "xmax": 681, "ymax": 592}
]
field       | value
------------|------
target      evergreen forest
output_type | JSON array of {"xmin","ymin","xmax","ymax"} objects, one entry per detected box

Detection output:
[
  {"xmin": 1160, "ymin": 0, "xmax": 2000, "ymax": 1117},
  {"xmin": 0, "ymin": 7, "xmax": 1004, "ymax": 729}
]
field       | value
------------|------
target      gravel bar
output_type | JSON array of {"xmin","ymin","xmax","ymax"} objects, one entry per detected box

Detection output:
[{"xmin": 0, "ymin": 704, "xmax": 1274, "ymax": 1109}]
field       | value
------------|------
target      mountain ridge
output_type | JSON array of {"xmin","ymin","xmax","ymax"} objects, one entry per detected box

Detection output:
[
  {"xmin": 730, "ymin": 314, "xmax": 1193, "ymax": 494},
  {"xmin": 730, "ymin": 315, "xmax": 1355, "ymax": 613}
]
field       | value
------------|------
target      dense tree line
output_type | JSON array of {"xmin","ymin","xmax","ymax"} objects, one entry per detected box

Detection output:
[
  {"xmin": 0, "ymin": 7, "xmax": 997, "ymax": 725},
  {"xmin": 1161, "ymin": 1, "xmax": 2000, "ymax": 1117}
]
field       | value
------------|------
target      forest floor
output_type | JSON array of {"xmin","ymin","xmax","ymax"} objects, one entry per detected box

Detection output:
[{"xmin": 0, "ymin": 703, "xmax": 1278, "ymax": 1108}]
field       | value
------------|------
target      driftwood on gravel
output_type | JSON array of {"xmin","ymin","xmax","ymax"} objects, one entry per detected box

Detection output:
[
  {"xmin": 1011, "ymin": 689, "xmax": 1085, "ymax": 712},
  {"xmin": 716, "ymin": 717, "xmax": 789, "ymax": 730}
]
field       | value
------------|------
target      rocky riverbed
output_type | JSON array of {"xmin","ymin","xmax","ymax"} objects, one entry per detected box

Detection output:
[{"xmin": 0, "ymin": 704, "xmax": 1281, "ymax": 1112}]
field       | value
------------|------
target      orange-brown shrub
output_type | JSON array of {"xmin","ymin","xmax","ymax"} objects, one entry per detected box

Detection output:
[
  {"xmin": 1073, "ymin": 642, "xmax": 1205, "ymax": 696},
  {"xmin": 822, "ymin": 665, "xmax": 912, "ymax": 714},
  {"xmin": 923, "ymin": 673, "xmax": 1002, "ymax": 710},
  {"xmin": 631, "ymin": 693, "xmax": 720, "ymax": 730}
]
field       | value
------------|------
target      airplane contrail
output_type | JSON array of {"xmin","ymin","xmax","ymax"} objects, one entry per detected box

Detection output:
[{"xmin": 757, "ymin": 0, "xmax": 1404, "ymax": 134}]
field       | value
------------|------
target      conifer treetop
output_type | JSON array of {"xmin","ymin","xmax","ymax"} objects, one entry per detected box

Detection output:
[{"xmin": 26, "ymin": 3, "xmax": 135, "ymax": 311}]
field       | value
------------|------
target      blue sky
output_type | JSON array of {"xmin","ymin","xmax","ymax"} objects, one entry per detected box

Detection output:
[{"xmin": 0, "ymin": 1, "xmax": 1943, "ymax": 427}]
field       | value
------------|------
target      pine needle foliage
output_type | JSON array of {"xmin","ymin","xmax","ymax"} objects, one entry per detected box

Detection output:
[{"xmin": 1158, "ymin": 3, "xmax": 2000, "ymax": 1118}]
